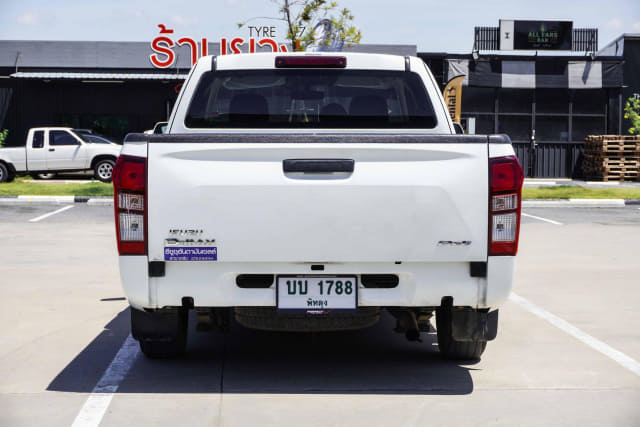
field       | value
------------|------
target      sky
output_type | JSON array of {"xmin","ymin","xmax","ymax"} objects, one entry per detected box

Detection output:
[{"xmin": 0, "ymin": 0, "xmax": 639, "ymax": 53}]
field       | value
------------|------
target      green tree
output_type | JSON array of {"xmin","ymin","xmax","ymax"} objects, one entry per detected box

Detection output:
[
  {"xmin": 238, "ymin": 0, "xmax": 362, "ymax": 52},
  {"xmin": 623, "ymin": 97, "xmax": 640, "ymax": 135},
  {"xmin": 0, "ymin": 129, "xmax": 8, "ymax": 148}
]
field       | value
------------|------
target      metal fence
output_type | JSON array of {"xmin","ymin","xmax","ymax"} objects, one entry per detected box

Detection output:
[
  {"xmin": 474, "ymin": 27, "xmax": 499, "ymax": 51},
  {"xmin": 513, "ymin": 142, "xmax": 585, "ymax": 178},
  {"xmin": 572, "ymin": 29, "xmax": 598, "ymax": 53}
]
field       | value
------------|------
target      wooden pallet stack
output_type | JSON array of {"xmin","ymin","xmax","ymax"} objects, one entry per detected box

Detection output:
[{"xmin": 582, "ymin": 135, "xmax": 640, "ymax": 181}]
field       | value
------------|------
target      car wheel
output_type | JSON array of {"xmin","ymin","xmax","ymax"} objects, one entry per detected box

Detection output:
[
  {"xmin": 436, "ymin": 307, "xmax": 487, "ymax": 360},
  {"xmin": 131, "ymin": 307, "xmax": 188, "ymax": 359},
  {"xmin": 34, "ymin": 173, "xmax": 57, "ymax": 180},
  {"xmin": 94, "ymin": 159, "xmax": 115, "ymax": 183},
  {"xmin": 0, "ymin": 163, "xmax": 9, "ymax": 183}
]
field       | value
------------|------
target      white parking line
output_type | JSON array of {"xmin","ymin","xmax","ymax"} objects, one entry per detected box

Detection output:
[
  {"xmin": 510, "ymin": 293, "xmax": 640, "ymax": 377},
  {"xmin": 521, "ymin": 212, "xmax": 563, "ymax": 225},
  {"xmin": 71, "ymin": 334, "xmax": 139, "ymax": 427},
  {"xmin": 28, "ymin": 205, "xmax": 74, "ymax": 222}
]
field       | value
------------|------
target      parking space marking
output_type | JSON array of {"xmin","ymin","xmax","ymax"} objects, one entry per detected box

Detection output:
[
  {"xmin": 71, "ymin": 334, "xmax": 139, "ymax": 427},
  {"xmin": 28, "ymin": 205, "xmax": 74, "ymax": 222},
  {"xmin": 521, "ymin": 212, "xmax": 563, "ymax": 225},
  {"xmin": 510, "ymin": 293, "xmax": 640, "ymax": 377}
]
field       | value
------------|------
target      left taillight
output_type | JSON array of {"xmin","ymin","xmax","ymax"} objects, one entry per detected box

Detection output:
[
  {"xmin": 489, "ymin": 156, "xmax": 524, "ymax": 256},
  {"xmin": 113, "ymin": 155, "xmax": 147, "ymax": 255}
]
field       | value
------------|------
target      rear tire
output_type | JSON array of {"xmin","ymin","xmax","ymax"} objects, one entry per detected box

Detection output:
[
  {"xmin": 436, "ymin": 307, "xmax": 487, "ymax": 360},
  {"xmin": 132, "ymin": 307, "xmax": 188, "ymax": 358},
  {"xmin": 94, "ymin": 159, "xmax": 115, "ymax": 183},
  {"xmin": 0, "ymin": 163, "xmax": 8, "ymax": 183}
]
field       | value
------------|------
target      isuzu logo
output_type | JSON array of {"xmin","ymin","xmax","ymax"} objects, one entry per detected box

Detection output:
[
  {"xmin": 166, "ymin": 229, "xmax": 215, "ymax": 246},
  {"xmin": 169, "ymin": 229, "xmax": 204, "ymax": 236}
]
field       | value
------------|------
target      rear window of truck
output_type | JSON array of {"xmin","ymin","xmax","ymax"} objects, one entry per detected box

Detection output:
[{"xmin": 185, "ymin": 70, "xmax": 437, "ymax": 129}]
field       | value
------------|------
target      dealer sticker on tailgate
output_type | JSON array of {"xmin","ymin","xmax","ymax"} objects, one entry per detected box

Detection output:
[
  {"xmin": 164, "ymin": 247, "xmax": 217, "ymax": 261},
  {"xmin": 277, "ymin": 275, "xmax": 357, "ymax": 312}
]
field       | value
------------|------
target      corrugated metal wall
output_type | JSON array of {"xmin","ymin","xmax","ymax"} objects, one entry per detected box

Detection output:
[{"xmin": 513, "ymin": 142, "xmax": 584, "ymax": 178}]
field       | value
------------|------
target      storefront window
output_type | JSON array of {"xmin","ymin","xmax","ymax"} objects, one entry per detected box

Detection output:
[
  {"xmin": 498, "ymin": 89, "xmax": 532, "ymax": 114},
  {"xmin": 573, "ymin": 90, "xmax": 606, "ymax": 114},
  {"xmin": 462, "ymin": 88, "xmax": 495, "ymax": 113},
  {"xmin": 498, "ymin": 115, "xmax": 530, "ymax": 142},
  {"xmin": 572, "ymin": 116, "xmax": 606, "ymax": 142},
  {"xmin": 536, "ymin": 89, "xmax": 569, "ymax": 114},
  {"xmin": 461, "ymin": 114, "xmax": 494, "ymax": 134},
  {"xmin": 536, "ymin": 117, "xmax": 569, "ymax": 141}
]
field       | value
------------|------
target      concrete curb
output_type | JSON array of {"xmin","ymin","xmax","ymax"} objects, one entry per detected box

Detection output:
[
  {"xmin": 523, "ymin": 199, "xmax": 638, "ymax": 207},
  {"xmin": 0, "ymin": 195, "xmax": 113, "ymax": 205},
  {"xmin": 1, "ymin": 195, "xmax": 639, "ymax": 207}
]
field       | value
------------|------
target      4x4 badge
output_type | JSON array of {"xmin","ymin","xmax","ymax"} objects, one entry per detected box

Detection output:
[{"xmin": 438, "ymin": 241, "xmax": 472, "ymax": 246}]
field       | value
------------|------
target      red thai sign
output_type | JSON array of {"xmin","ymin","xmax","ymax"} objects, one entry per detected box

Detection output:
[{"xmin": 149, "ymin": 24, "xmax": 289, "ymax": 69}]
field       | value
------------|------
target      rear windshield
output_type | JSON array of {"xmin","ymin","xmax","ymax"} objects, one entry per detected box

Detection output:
[{"xmin": 185, "ymin": 70, "xmax": 437, "ymax": 129}]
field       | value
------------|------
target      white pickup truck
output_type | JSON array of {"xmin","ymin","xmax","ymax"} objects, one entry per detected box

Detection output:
[
  {"xmin": 114, "ymin": 52, "xmax": 524, "ymax": 360},
  {"xmin": 0, "ymin": 127, "xmax": 121, "ymax": 183}
]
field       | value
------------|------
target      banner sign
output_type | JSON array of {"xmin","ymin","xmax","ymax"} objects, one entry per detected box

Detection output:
[
  {"xmin": 443, "ymin": 75, "xmax": 464, "ymax": 124},
  {"xmin": 500, "ymin": 20, "xmax": 572, "ymax": 51},
  {"xmin": 150, "ymin": 24, "xmax": 289, "ymax": 69}
]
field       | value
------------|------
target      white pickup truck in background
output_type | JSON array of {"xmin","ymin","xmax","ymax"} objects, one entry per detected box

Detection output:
[
  {"xmin": 114, "ymin": 52, "xmax": 524, "ymax": 360},
  {"xmin": 0, "ymin": 127, "xmax": 121, "ymax": 183}
]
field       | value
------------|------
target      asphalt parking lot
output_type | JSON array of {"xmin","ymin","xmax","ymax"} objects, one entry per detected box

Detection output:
[{"xmin": 1, "ymin": 203, "xmax": 639, "ymax": 426}]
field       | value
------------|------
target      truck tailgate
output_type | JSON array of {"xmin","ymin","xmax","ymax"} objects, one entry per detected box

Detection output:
[{"xmin": 147, "ymin": 137, "xmax": 488, "ymax": 263}]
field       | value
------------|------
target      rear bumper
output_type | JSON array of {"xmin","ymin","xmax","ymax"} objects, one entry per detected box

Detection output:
[{"xmin": 119, "ymin": 256, "xmax": 515, "ymax": 311}]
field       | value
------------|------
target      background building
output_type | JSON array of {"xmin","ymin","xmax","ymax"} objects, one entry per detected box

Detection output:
[
  {"xmin": 0, "ymin": 23, "xmax": 637, "ymax": 178},
  {"xmin": 420, "ymin": 22, "xmax": 632, "ymax": 178}
]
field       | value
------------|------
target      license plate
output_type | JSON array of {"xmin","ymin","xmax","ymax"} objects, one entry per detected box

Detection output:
[{"xmin": 277, "ymin": 275, "xmax": 357, "ymax": 313}]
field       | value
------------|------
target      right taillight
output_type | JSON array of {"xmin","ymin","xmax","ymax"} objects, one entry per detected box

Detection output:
[
  {"xmin": 489, "ymin": 156, "xmax": 524, "ymax": 256},
  {"xmin": 113, "ymin": 155, "xmax": 147, "ymax": 255}
]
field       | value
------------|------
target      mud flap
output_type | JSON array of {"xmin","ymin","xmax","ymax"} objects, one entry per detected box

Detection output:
[{"xmin": 451, "ymin": 309, "xmax": 499, "ymax": 342}]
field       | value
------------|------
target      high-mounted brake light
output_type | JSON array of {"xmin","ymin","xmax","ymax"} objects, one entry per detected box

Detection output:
[
  {"xmin": 113, "ymin": 155, "xmax": 147, "ymax": 255},
  {"xmin": 275, "ymin": 56, "xmax": 347, "ymax": 68},
  {"xmin": 489, "ymin": 156, "xmax": 524, "ymax": 256}
]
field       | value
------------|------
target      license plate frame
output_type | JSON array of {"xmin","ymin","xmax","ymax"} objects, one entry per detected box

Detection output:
[{"xmin": 276, "ymin": 275, "xmax": 358, "ymax": 313}]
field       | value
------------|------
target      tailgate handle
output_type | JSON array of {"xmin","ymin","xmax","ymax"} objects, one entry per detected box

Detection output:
[{"xmin": 283, "ymin": 159, "xmax": 354, "ymax": 173}]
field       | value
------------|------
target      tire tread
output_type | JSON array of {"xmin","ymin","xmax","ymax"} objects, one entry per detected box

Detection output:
[{"xmin": 436, "ymin": 307, "xmax": 487, "ymax": 360}]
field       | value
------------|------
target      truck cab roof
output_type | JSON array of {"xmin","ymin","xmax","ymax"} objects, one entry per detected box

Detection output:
[{"xmin": 29, "ymin": 127, "xmax": 74, "ymax": 131}]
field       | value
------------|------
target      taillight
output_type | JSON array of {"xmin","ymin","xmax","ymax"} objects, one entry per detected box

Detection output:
[
  {"xmin": 275, "ymin": 56, "xmax": 347, "ymax": 68},
  {"xmin": 113, "ymin": 155, "xmax": 147, "ymax": 255},
  {"xmin": 489, "ymin": 156, "xmax": 524, "ymax": 256}
]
